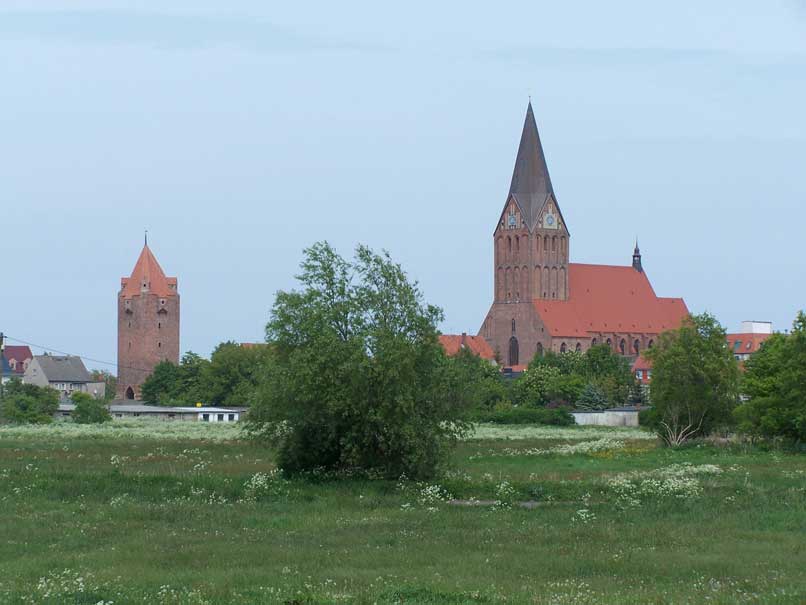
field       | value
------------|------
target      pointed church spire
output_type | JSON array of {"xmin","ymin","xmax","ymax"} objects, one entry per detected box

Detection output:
[{"xmin": 509, "ymin": 101, "xmax": 555, "ymax": 228}]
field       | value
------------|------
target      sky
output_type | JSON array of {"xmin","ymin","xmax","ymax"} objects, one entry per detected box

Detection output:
[{"xmin": 1, "ymin": 1, "xmax": 805, "ymax": 371}]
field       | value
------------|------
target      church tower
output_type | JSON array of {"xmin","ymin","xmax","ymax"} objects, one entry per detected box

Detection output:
[
  {"xmin": 480, "ymin": 101, "xmax": 569, "ymax": 365},
  {"xmin": 117, "ymin": 242, "xmax": 180, "ymax": 400}
]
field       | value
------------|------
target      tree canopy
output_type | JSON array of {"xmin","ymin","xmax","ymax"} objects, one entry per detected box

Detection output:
[
  {"xmin": 246, "ymin": 241, "xmax": 468, "ymax": 479},
  {"xmin": 644, "ymin": 313, "xmax": 740, "ymax": 446},
  {"xmin": 734, "ymin": 311, "xmax": 806, "ymax": 443},
  {"xmin": 513, "ymin": 345, "xmax": 635, "ymax": 409}
]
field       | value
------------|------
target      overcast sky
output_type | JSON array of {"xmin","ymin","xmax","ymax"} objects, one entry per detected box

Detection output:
[{"xmin": 1, "ymin": 1, "xmax": 805, "ymax": 371}]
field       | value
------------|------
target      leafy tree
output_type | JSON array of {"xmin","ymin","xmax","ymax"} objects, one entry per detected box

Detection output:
[
  {"xmin": 516, "ymin": 345, "xmax": 634, "ymax": 408},
  {"xmin": 446, "ymin": 347, "xmax": 507, "ymax": 411},
  {"xmin": 734, "ymin": 312, "xmax": 806, "ymax": 442},
  {"xmin": 582, "ymin": 345, "xmax": 634, "ymax": 405},
  {"xmin": 140, "ymin": 352, "xmax": 209, "ymax": 405},
  {"xmin": 513, "ymin": 364, "xmax": 562, "ymax": 406},
  {"xmin": 545, "ymin": 374, "xmax": 585, "ymax": 406},
  {"xmin": 201, "ymin": 342, "xmax": 272, "ymax": 407},
  {"xmin": 576, "ymin": 383, "xmax": 609, "ymax": 410},
  {"xmin": 140, "ymin": 360, "xmax": 183, "ymax": 404},
  {"xmin": 0, "ymin": 379, "xmax": 59, "ymax": 424},
  {"xmin": 71, "ymin": 391, "xmax": 111, "ymax": 424},
  {"xmin": 246, "ymin": 242, "xmax": 469, "ymax": 479},
  {"xmin": 644, "ymin": 313, "xmax": 740, "ymax": 446},
  {"xmin": 90, "ymin": 370, "xmax": 117, "ymax": 402}
]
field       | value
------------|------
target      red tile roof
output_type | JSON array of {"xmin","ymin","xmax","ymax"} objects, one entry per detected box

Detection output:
[
  {"xmin": 439, "ymin": 334, "xmax": 496, "ymax": 361},
  {"xmin": 121, "ymin": 245, "xmax": 177, "ymax": 298},
  {"xmin": 534, "ymin": 264, "xmax": 688, "ymax": 338},
  {"xmin": 725, "ymin": 333, "xmax": 771, "ymax": 355},
  {"xmin": 2, "ymin": 345, "xmax": 33, "ymax": 375}
]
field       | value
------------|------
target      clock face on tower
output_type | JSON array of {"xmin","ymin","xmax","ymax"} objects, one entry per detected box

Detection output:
[{"xmin": 543, "ymin": 213, "xmax": 558, "ymax": 229}]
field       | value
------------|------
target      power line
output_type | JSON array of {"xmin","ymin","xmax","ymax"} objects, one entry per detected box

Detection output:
[{"xmin": 2, "ymin": 334, "xmax": 154, "ymax": 374}]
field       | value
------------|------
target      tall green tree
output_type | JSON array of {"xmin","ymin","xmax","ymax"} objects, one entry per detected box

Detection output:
[
  {"xmin": 246, "ymin": 242, "xmax": 468, "ymax": 479},
  {"xmin": 140, "ymin": 352, "xmax": 209, "ymax": 405},
  {"xmin": 201, "ymin": 342, "xmax": 272, "ymax": 407},
  {"xmin": 644, "ymin": 313, "xmax": 740, "ymax": 446},
  {"xmin": 734, "ymin": 312, "xmax": 806, "ymax": 442}
]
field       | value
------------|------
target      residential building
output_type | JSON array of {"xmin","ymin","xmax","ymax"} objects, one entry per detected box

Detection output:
[
  {"xmin": 1, "ymin": 355, "xmax": 13, "ymax": 385},
  {"xmin": 2, "ymin": 345, "xmax": 33, "ymax": 377},
  {"xmin": 438, "ymin": 333, "xmax": 496, "ymax": 362},
  {"xmin": 117, "ymin": 242, "xmax": 180, "ymax": 400},
  {"xmin": 24, "ymin": 355, "xmax": 106, "ymax": 399},
  {"xmin": 478, "ymin": 103, "xmax": 689, "ymax": 365},
  {"xmin": 726, "ymin": 321, "xmax": 773, "ymax": 362}
]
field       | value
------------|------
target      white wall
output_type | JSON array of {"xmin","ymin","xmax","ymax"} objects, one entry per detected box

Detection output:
[{"xmin": 571, "ymin": 411, "xmax": 639, "ymax": 427}]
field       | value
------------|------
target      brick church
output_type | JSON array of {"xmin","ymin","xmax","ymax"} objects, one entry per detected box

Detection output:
[
  {"xmin": 117, "ymin": 242, "xmax": 180, "ymax": 399},
  {"xmin": 477, "ymin": 103, "xmax": 688, "ymax": 367}
]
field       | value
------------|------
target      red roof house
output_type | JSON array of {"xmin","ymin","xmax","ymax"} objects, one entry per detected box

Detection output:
[
  {"xmin": 439, "ymin": 333, "xmax": 496, "ymax": 362},
  {"xmin": 2, "ymin": 345, "xmax": 33, "ymax": 376}
]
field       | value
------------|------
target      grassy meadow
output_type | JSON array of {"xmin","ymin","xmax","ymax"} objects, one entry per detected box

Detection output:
[{"xmin": 0, "ymin": 420, "xmax": 804, "ymax": 604}]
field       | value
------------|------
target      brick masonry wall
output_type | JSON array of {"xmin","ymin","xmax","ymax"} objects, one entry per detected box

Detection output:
[{"xmin": 117, "ymin": 291, "xmax": 180, "ymax": 399}]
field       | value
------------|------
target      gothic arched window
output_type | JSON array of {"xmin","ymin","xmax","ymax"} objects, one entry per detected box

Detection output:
[
  {"xmin": 536, "ymin": 342, "xmax": 544, "ymax": 357},
  {"xmin": 633, "ymin": 339, "xmax": 640, "ymax": 354},
  {"xmin": 591, "ymin": 338, "xmax": 598, "ymax": 346},
  {"xmin": 511, "ymin": 319, "xmax": 516, "ymax": 334},
  {"xmin": 648, "ymin": 339, "xmax": 654, "ymax": 349},
  {"xmin": 575, "ymin": 342, "xmax": 582, "ymax": 352},
  {"xmin": 619, "ymin": 339, "xmax": 626, "ymax": 355},
  {"xmin": 560, "ymin": 342, "xmax": 567, "ymax": 353},
  {"xmin": 606, "ymin": 338, "xmax": 612, "ymax": 349},
  {"xmin": 509, "ymin": 337, "xmax": 519, "ymax": 366}
]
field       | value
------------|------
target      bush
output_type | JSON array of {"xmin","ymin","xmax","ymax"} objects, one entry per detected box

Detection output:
[
  {"xmin": 246, "ymin": 242, "xmax": 469, "ymax": 480},
  {"xmin": 0, "ymin": 380, "xmax": 59, "ymax": 424},
  {"xmin": 71, "ymin": 392, "xmax": 111, "ymax": 424},
  {"xmin": 469, "ymin": 406, "xmax": 574, "ymax": 425}
]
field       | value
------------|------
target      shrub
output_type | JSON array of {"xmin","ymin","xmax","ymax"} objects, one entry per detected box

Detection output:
[
  {"xmin": 0, "ymin": 379, "xmax": 59, "ymax": 424},
  {"xmin": 71, "ymin": 392, "xmax": 111, "ymax": 424}
]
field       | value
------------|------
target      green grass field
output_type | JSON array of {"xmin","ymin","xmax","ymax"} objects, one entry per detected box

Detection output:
[{"xmin": 1, "ymin": 421, "xmax": 804, "ymax": 604}]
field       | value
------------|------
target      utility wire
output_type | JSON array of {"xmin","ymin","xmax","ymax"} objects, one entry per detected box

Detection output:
[{"xmin": 2, "ymin": 334, "xmax": 154, "ymax": 374}]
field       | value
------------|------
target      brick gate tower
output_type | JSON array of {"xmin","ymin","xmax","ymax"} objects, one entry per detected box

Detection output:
[{"xmin": 117, "ymin": 241, "xmax": 179, "ymax": 400}]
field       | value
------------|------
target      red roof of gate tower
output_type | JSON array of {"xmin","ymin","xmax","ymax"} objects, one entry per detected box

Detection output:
[{"xmin": 120, "ymin": 245, "xmax": 177, "ymax": 298}]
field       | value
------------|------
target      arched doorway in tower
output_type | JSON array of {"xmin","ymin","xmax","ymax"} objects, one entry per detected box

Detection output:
[
  {"xmin": 509, "ymin": 337, "xmax": 519, "ymax": 367},
  {"xmin": 125, "ymin": 387, "xmax": 135, "ymax": 400}
]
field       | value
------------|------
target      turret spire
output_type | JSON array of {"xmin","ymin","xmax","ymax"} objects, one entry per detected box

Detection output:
[{"xmin": 632, "ymin": 240, "xmax": 643, "ymax": 272}]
